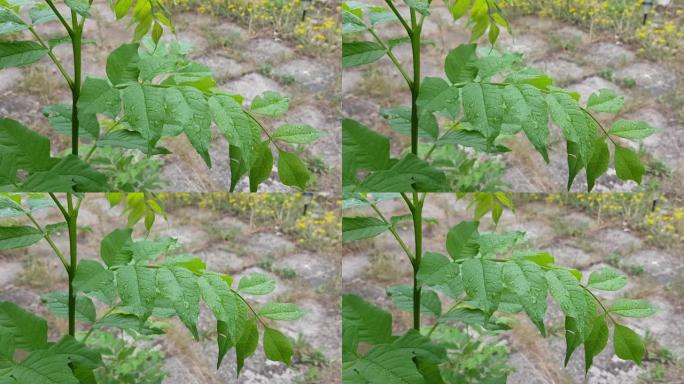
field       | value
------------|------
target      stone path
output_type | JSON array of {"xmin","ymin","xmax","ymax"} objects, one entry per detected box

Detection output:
[
  {"xmin": 0, "ymin": 1, "xmax": 340, "ymax": 193},
  {"xmin": 342, "ymin": 2, "xmax": 684, "ymax": 193},
  {"xmin": 343, "ymin": 194, "xmax": 684, "ymax": 383},
  {"xmin": 0, "ymin": 196, "xmax": 341, "ymax": 383}
]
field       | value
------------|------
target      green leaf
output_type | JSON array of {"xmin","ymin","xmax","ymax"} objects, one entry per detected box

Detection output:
[
  {"xmin": 587, "ymin": 89, "xmax": 624, "ymax": 113},
  {"xmin": 343, "ymin": 344, "xmax": 425, "ymax": 384},
  {"xmin": 563, "ymin": 290, "xmax": 596, "ymax": 365},
  {"xmin": 77, "ymin": 77, "xmax": 120, "ymax": 131},
  {"xmin": 235, "ymin": 318, "xmax": 259, "ymax": 375},
  {"xmin": 73, "ymin": 260, "xmax": 115, "ymax": 303},
  {"xmin": 342, "ymin": 294, "xmax": 393, "ymax": 345},
  {"xmin": 608, "ymin": 120, "xmax": 656, "ymax": 140},
  {"xmin": 216, "ymin": 320, "xmax": 233, "ymax": 369},
  {"xmin": 502, "ymin": 84, "xmax": 549, "ymax": 162},
  {"xmin": 416, "ymin": 77, "xmax": 460, "ymax": 115},
  {"xmin": 106, "ymin": 43, "xmax": 140, "ymax": 85},
  {"xmin": 584, "ymin": 315, "xmax": 608, "ymax": 372},
  {"xmin": 238, "ymin": 272, "xmax": 276, "ymax": 295},
  {"xmin": 251, "ymin": 91, "xmax": 289, "ymax": 117},
  {"xmin": 588, "ymin": 267, "xmax": 627, "ymax": 291},
  {"xmin": 249, "ymin": 141, "xmax": 273, "ymax": 192},
  {"xmin": 0, "ymin": 8, "xmax": 28, "ymax": 35},
  {"xmin": 392, "ymin": 329, "xmax": 446, "ymax": 364},
  {"xmin": 272, "ymin": 124, "xmax": 321, "ymax": 144},
  {"xmin": 122, "ymin": 84, "xmax": 166, "ymax": 154},
  {"xmin": 0, "ymin": 226, "xmax": 44, "ymax": 250},
  {"xmin": 41, "ymin": 292, "xmax": 96, "ymax": 323},
  {"xmin": 258, "ymin": 303, "xmax": 305, "ymax": 321},
  {"xmin": 22, "ymin": 155, "xmax": 108, "ymax": 192},
  {"xmin": 446, "ymin": 221, "xmax": 479, "ymax": 260},
  {"xmin": 444, "ymin": 44, "xmax": 478, "ymax": 84},
  {"xmin": 0, "ymin": 41, "xmax": 48, "ymax": 69},
  {"xmin": 614, "ymin": 145, "xmax": 645, "ymax": 184},
  {"xmin": 387, "ymin": 285, "xmax": 442, "ymax": 318},
  {"xmin": 360, "ymin": 154, "xmax": 448, "ymax": 192},
  {"xmin": 42, "ymin": 104, "xmax": 99, "ymax": 142},
  {"xmin": 64, "ymin": 0, "xmax": 91, "ymax": 17},
  {"xmin": 113, "ymin": 0, "xmax": 134, "ymax": 19},
  {"xmin": 0, "ymin": 118, "xmax": 52, "ymax": 172},
  {"xmin": 129, "ymin": 237, "xmax": 177, "ymax": 263},
  {"xmin": 586, "ymin": 138, "xmax": 610, "ymax": 192},
  {"xmin": 0, "ymin": 301, "xmax": 48, "ymax": 351},
  {"xmin": 404, "ymin": 0, "xmax": 430, "ymax": 15},
  {"xmin": 342, "ymin": 216, "xmax": 389, "ymax": 242},
  {"xmin": 49, "ymin": 335, "xmax": 101, "ymax": 369},
  {"xmin": 100, "ymin": 228, "xmax": 133, "ymax": 267},
  {"xmin": 461, "ymin": 82, "xmax": 504, "ymax": 144},
  {"xmin": 277, "ymin": 150, "xmax": 310, "ymax": 190},
  {"xmin": 165, "ymin": 86, "xmax": 213, "ymax": 167},
  {"xmin": 608, "ymin": 299, "xmax": 656, "ymax": 318},
  {"xmin": 263, "ymin": 327, "xmax": 293, "ymax": 365},
  {"xmin": 29, "ymin": 6, "xmax": 58, "ymax": 25},
  {"xmin": 342, "ymin": 119, "xmax": 391, "ymax": 172},
  {"xmin": 614, "ymin": 323, "xmax": 645, "ymax": 365},
  {"xmin": 198, "ymin": 274, "xmax": 248, "ymax": 340},
  {"xmin": 546, "ymin": 92, "xmax": 597, "ymax": 167},
  {"xmin": 545, "ymin": 269, "xmax": 585, "ymax": 319},
  {"xmin": 502, "ymin": 259, "xmax": 548, "ymax": 336},
  {"xmin": 6, "ymin": 350, "xmax": 79, "ymax": 384},
  {"xmin": 156, "ymin": 266, "xmax": 200, "ymax": 339},
  {"xmin": 461, "ymin": 258, "xmax": 503, "ymax": 314},
  {"xmin": 416, "ymin": 252, "xmax": 461, "ymax": 287},
  {"xmin": 342, "ymin": 41, "xmax": 386, "ymax": 67},
  {"xmin": 116, "ymin": 265, "xmax": 157, "ymax": 319},
  {"xmin": 450, "ymin": 0, "xmax": 470, "ymax": 20}
]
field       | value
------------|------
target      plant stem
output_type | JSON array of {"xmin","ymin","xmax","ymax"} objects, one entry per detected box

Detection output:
[
  {"xmin": 409, "ymin": 9, "xmax": 421, "ymax": 156},
  {"xmin": 66, "ymin": 193, "xmax": 79, "ymax": 337},
  {"xmin": 411, "ymin": 192, "xmax": 423, "ymax": 330},
  {"xmin": 71, "ymin": 12, "xmax": 82, "ymax": 156}
]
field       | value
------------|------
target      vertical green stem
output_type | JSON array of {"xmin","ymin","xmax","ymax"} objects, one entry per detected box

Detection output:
[
  {"xmin": 411, "ymin": 192, "xmax": 424, "ymax": 330},
  {"xmin": 66, "ymin": 193, "xmax": 79, "ymax": 336},
  {"xmin": 409, "ymin": 10, "xmax": 421, "ymax": 156},
  {"xmin": 70, "ymin": 12, "xmax": 82, "ymax": 156}
]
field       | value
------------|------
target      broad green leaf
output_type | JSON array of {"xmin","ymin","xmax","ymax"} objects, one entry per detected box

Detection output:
[
  {"xmin": 416, "ymin": 252, "xmax": 460, "ymax": 287},
  {"xmin": 450, "ymin": 0, "xmax": 470, "ymax": 20},
  {"xmin": 502, "ymin": 84, "xmax": 549, "ymax": 162},
  {"xmin": 113, "ymin": 0, "xmax": 134, "ymax": 19},
  {"xmin": 198, "ymin": 274, "xmax": 248, "ymax": 343},
  {"xmin": 584, "ymin": 315, "xmax": 608, "ymax": 373},
  {"xmin": 566, "ymin": 141, "xmax": 583, "ymax": 190},
  {"xmin": 342, "ymin": 119, "xmax": 391, "ymax": 172},
  {"xmin": 116, "ymin": 265, "xmax": 157, "ymax": 319},
  {"xmin": 416, "ymin": 77, "xmax": 460, "ymax": 115},
  {"xmin": 586, "ymin": 138, "xmax": 609, "ymax": 192},
  {"xmin": 587, "ymin": 267, "xmax": 627, "ymax": 291},
  {"xmin": 0, "ymin": 41, "xmax": 48, "ymax": 69},
  {"xmin": 614, "ymin": 323, "xmax": 644, "ymax": 365},
  {"xmin": 502, "ymin": 259, "xmax": 548, "ymax": 335},
  {"xmin": 563, "ymin": 290, "xmax": 596, "ymax": 365},
  {"xmin": 272, "ymin": 124, "xmax": 321, "ymax": 144},
  {"xmin": 608, "ymin": 299, "xmax": 656, "ymax": 318},
  {"xmin": 41, "ymin": 292, "xmax": 96, "ymax": 323},
  {"xmin": 235, "ymin": 318, "xmax": 258, "ymax": 375},
  {"xmin": 343, "ymin": 344, "xmax": 425, "ymax": 384},
  {"xmin": 342, "ymin": 41, "xmax": 386, "ymax": 67},
  {"xmin": 387, "ymin": 285, "xmax": 442, "ymax": 318},
  {"xmin": 209, "ymin": 94, "xmax": 247, "ymax": 151},
  {"xmin": 258, "ymin": 303, "xmax": 305, "ymax": 321},
  {"xmin": 608, "ymin": 120, "xmax": 656, "ymax": 140},
  {"xmin": 250, "ymin": 91, "xmax": 289, "ymax": 117},
  {"xmin": 263, "ymin": 327, "xmax": 293, "ymax": 365},
  {"xmin": 444, "ymin": 44, "xmax": 478, "ymax": 84},
  {"xmin": 461, "ymin": 258, "xmax": 503, "ymax": 314},
  {"xmin": 614, "ymin": 145, "xmax": 645, "ymax": 184},
  {"xmin": 29, "ymin": 6, "xmax": 57, "ymax": 25},
  {"xmin": 106, "ymin": 43, "xmax": 140, "ymax": 85},
  {"xmin": 49, "ymin": 335, "xmax": 101, "ymax": 369},
  {"xmin": 64, "ymin": 0, "xmax": 90, "ymax": 17},
  {"xmin": 249, "ymin": 141, "xmax": 273, "ymax": 192},
  {"xmin": 156, "ymin": 266, "xmax": 200, "ymax": 339},
  {"xmin": 437, "ymin": 129, "xmax": 510, "ymax": 153},
  {"xmin": 100, "ymin": 228, "xmax": 133, "ymax": 267},
  {"xmin": 477, "ymin": 231, "xmax": 524, "ymax": 257},
  {"xmin": 382, "ymin": 106, "xmax": 439, "ymax": 139},
  {"xmin": 506, "ymin": 68, "xmax": 553, "ymax": 90},
  {"xmin": 342, "ymin": 216, "xmax": 389, "ymax": 242},
  {"xmin": 277, "ymin": 150, "xmax": 310, "ymax": 190},
  {"xmin": 77, "ymin": 77, "xmax": 120, "ymax": 133},
  {"xmin": 547, "ymin": 92, "xmax": 597, "ymax": 166},
  {"xmin": 0, "ymin": 301, "xmax": 48, "ymax": 351},
  {"xmin": 0, "ymin": 8, "xmax": 27, "ymax": 35},
  {"xmin": 404, "ymin": 0, "xmax": 430, "ymax": 15},
  {"xmin": 42, "ymin": 104, "xmax": 99, "ymax": 142},
  {"xmin": 461, "ymin": 82, "xmax": 504, "ymax": 144},
  {"xmin": 22, "ymin": 155, "xmax": 108, "ymax": 192},
  {"xmin": 217, "ymin": 320, "xmax": 233, "ymax": 369},
  {"xmin": 360, "ymin": 154, "xmax": 448, "ymax": 192},
  {"xmin": 342, "ymin": 294, "xmax": 393, "ymax": 345},
  {"xmin": 0, "ymin": 226, "xmax": 43, "ymax": 250},
  {"xmin": 129, "ymin": 237, "xmax": 177, "ymax": 263},
  {"xmin": 0, "ymin": 118, "xmax": 52, "ymax": 172},
  {"xmin": 165, "ymin": 86, "xmax": 213, "ymax": 167},
  {"xmin": 587, "ymin": 89, "xmax": 624, "ymax": 113},
  {"xmin": 122, "ymin": 84, "xmax": 166, "ymax": 154},
  {"xmin": 392, "ymin": 329, "xmax": 446, "ymax": 364},
  {"xmin": 545, "ymin": 269, "xmax": 585, "ymax": 319},
  {"xmin": 98, "ymin": 130, "xmax": 170, "ymax": 155},
  {"xmin": 73, "ymin": 260, "xmax": 115, "ymax": 303},
  {"xmin": 446, "ymin": 220, "xmax": 479, "ymax": 260},
  {"xmin": 238, "ymin": 273, "xmax": 276, "ymax": 295},
  {"xmin": 6, "ymin": 350, "xmax": 79, "ymax": 384}
]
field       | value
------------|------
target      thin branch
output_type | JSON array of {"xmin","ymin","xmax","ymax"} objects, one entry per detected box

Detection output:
[
  {"xmin": 25, "ymin": 212, "xmax": 69, "ymax": 270},
  {"xmin": 28, "ymin": 27, "xmax": 74, "ymax": 89},
  {"xmin": 44, "ymin": 0, "xmax": 74, "ymax": 36},
  {"xmin": 581, "ymin": 107, "xmax": 618, "ymax": 146},
  {"xmin": 366, "ymin": 26, "xmax": 413, "ymax": 88},
  {"xmin": 384, "ymin": 0, "xmax": 412, "ymax": 35},
  {"xmin": 369, "ymin": 201, "xmax": 416, "ymax": 263},
  {"xmin": 244, "ymin": 109, "xmax": 282, "ymax": 151},
  {"xmin": 49, "ymin": 193, "xmax": 70, "ymax": 220},
  {"xmin": 400, "ymin": 192, "xmax": 415, "ymax": 212}
]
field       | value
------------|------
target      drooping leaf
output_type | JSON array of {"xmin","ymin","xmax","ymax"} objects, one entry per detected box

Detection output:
[
  {"xmin": 586, "ymin": 138, "xmax": 610, "ymax": 192},
  {"xmin": 614, "ymin": 323, "xmax": 645, "ymax": 365},
  {"xmin": 502, "ymin": 259, "xmax": 548, "ymax": 335},
  {"xmin": 583, "ymin": 315, "xmax": 609, "ymax": 372},
  {"xmin": 122, "ymin": 84, "xmax": 166, "ymax": 154},
  {"xmin": 614, "ymin": 145, "xmax": 645, "ymax": 184},
  {"xmin": 263, "ymin": 327, "xmax": 293, "ymax": 365},
  {"xmin": 249, "ymin": 141, "xmax": 273, "ymax": 192},
  {"xmin": 461, "ymin": 82, "xmax": 504, "ymax": 144},
  {"xmin": 502, "ymin": 83, "xmax": 549, "ymax": 161},
  {"xmin": 547, "ymin": 92, "xmax": 597, "ymax": 167},
  {"xmin": 277, "ymin": 150, "xmax": 310, "ymax": 190},
  {"xmin": 235, "ymin": 318, "xmax": 258, "ymax": 375}
]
